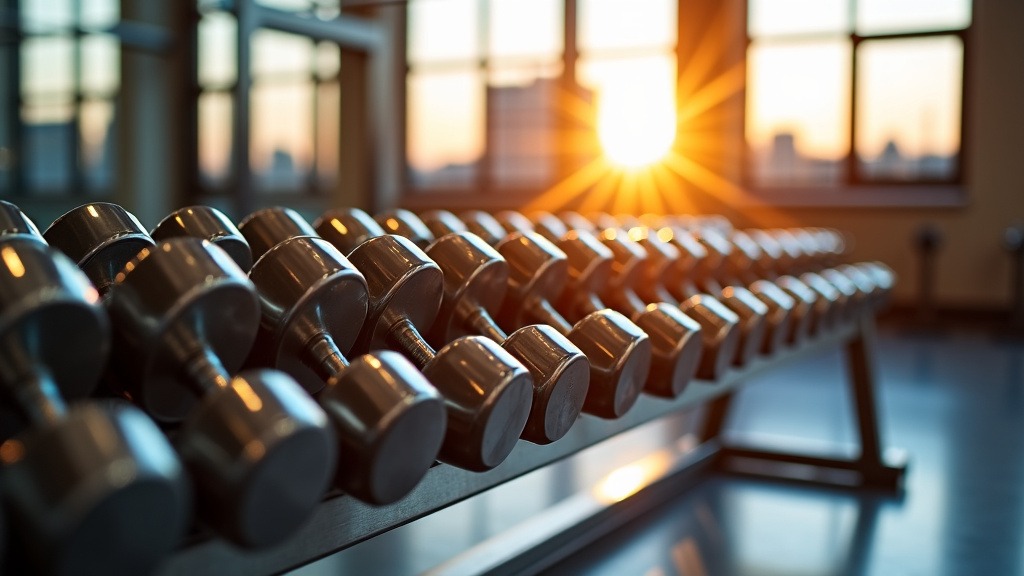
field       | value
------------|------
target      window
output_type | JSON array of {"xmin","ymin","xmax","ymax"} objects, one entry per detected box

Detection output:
[
  {"xmin": 1, "ymin": 0, "xmax": 120, "ymax": 197},
  {"xmin": 405, "ymin": 0, "xmax": 678, "ymax": 200},
  {"xmin": 196, "ymin": 1, "xmax": 341, "ymax": 198},
  {"xmin": 746, "ymin": 0, "xmax": 970, "ymax": 190}
]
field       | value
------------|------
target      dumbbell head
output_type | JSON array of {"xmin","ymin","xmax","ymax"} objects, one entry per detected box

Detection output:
[
  {"xmin": 0, "ymin": 200, "xmax": 43, "ymax": 240},
  {"xmin": 748, "ymin": 278, "xmax": 796, "ymax": 354},
  {"xmin": 238, "ymin": 206, "xmax": 318, "ymax": 262},
  {"xmin": 110, "ymin": 238, "xmax": 336, "ymax": 547},
  {"xmin": 676, "ymin": 294, "xmax": 741, "ymax": 380},
  {"xmin": 718, "ymin": 285, "xmax": 769, "ymax": 366},
  {"xmin": 494, "ymin": 231, "xmax": 652, "ymax": 419},
  {"xmin": 152, "ymin": 205, "xmax": 252, "ymax": 271},
  {"xmin": 530, "ymin": 211, "xmax": 569, "ymax": 243},
  {"xmin": 0, "ymin": 238, "xmax": 189, "ymax": 575},
  {"xmin": 775, "ymin": 274, "xmax": 820, "ymax": 340},
  {"xmin": 424, "ymin": 231, "xmax": 590, "ymax": 444},
  {"xmin": 376, "ymin": 208, "xmax": 435, "ymax": 249},
  {"xmin": 44, "ymin": 203, "xmax": 154, "ymax": 298},
  {"xmin": 420, "ymin": 209, "xmax": 468, "ymax": 239},
  {"xmin": 248, "ymin": 234, "xmax": 447, "ymax": 502},
  {"xmin": 314, "ymin": 207, "xmax": 386, "ymax": 255},
  {"xmin": 462, "ymin": 210, "xmax": 512, "ymax": 245}
]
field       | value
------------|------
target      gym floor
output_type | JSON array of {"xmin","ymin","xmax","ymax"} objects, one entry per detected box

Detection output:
[{"xmin": 295, "ymin": 321, "xmax": 1024, "ymax": 575}]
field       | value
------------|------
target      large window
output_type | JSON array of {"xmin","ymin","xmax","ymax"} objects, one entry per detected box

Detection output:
[
  {"xmin": 746, "ymin": 0, "xmax": 970, "ymax": 189},
  {"xmin": 406, "ymin": 0, "xmax": 678, "ymax": 198},
  {"xmin": 0, "ymin": 0, "xmax": 120, "ymax": 197}
]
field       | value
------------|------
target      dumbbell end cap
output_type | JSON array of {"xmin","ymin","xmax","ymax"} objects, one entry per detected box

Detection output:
[
  {"xmin": 570, "ymin": 310, "xmax": 652, "ymax": 419},
  {"xmin": 428, "ymin": 336, "xmax": 533, "ymax": 471},
  {"xmin": 634, "ymin": 304, "xmax": 703, "ymax": 398},
  {"xmin": 323, "ymin": 351, "xmax": 447, "ymax": 505},
  {"xmin": 503, "ymin": 325, "xmax": 590, "ymax": 444},
  {"xmin": 179, "ymin": 369, "xmax": 336, "ymax": 548}
]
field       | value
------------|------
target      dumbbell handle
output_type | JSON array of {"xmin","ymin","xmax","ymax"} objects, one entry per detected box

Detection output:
[
  {"xmin": 386, "ymin": 318, "xmax": 438, "ymax": 370},
  {"xmin": 6, "ymin": 368, "xmax": 66, "ymax": 425},
  {"xmin": 520, "ymin": 296, "xmax": 575, "ymax": 335},
  {"xmin": 303, "ymin": 333, "xmax": 351, "ymax": 383},
  {"xmin": 464, "ymin": 307, "xmax": 508, "ymax": 343}
]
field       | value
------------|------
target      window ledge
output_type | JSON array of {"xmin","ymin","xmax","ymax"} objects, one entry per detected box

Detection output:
[{"xmin": 741, "ymin": 185, "xmax": 968, "ymax": 209}]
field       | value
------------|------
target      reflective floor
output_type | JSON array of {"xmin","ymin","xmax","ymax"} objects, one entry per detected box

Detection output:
[
  {"xmin": 293, "ymin": 325, "xmax": 1024, "ymax": 575},
  {"xmin": 548, "ymin": 326, "xmax": 1024, "ymax": 576}
]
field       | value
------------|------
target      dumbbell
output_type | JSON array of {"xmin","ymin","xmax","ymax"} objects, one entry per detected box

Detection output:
[
  {"xmin": 243, "ymin": 208, "xmax": 533, "ymax": 471},
  {"xmin": 0, "ymin": 199, "xmax": 43, "ymax": 239},
  {"xmin": 376, "ymin": 208, "xmax": 436, "ymax": 250},
  {"xmin": 530, "ymin": 214, "xmax": 703, "ymax": 395},
  {"xmin": 151, "ymin": 206, "xmax": 448, "ymax": 504},
  {"xmin": 45, "ymin": 206, "xmax": 336, "ymax": 548},
  {"xmin": 420, "ymin": 209, "xmax": 469, "ymax": 239},
  {"xmin": 0, "ymin": 233, "xmax": 189, "ymax": 575},
  {"xmin": 746, "ymin": 228, "xmax": 831, "ymax": 335},
  {"xmin": 532, "ymin": 212, "xmax": 741, "ymax": 379},
  {"xmin": 151, "ymin": 205, "xmax": 252, "ymax": 271},
  {"xmin": 724, "ymin": 229, "xmax": 807, "ymax": 348},
  {"xmin": 768, "ymin": 228, "xmax": 847, "ymax": 328},
  {"xmin": 455, "ymin": 211, "xmax": 652, "ymax": 417},
  {"xmin": 356, "ymin": 211, "xmax": 589, "ymax": 444}
]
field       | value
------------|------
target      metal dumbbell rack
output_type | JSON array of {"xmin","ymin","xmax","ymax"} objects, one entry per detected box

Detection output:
[{"xmin": 158, "ymin": 313, "xmax": 905, "ymax": 576}]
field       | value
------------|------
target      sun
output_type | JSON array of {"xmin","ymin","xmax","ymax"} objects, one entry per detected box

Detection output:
[{"xmin": 597, "ymin": 86, "xmax": 677, "ymax": 169}]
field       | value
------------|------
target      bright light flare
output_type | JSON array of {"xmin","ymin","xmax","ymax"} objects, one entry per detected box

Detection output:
[{"xmin": 597, "ymin": 85, "xmax": 677, "ymax": 169}]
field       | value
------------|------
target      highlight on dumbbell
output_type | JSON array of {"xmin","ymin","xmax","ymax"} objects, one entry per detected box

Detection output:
[
  {"xmin": 242, "ymin": 207, "xmax": 533, "ymax": 472},
  {"xmin": 0, "ymin": 214, "xmax": 190, "ymax": 576}
]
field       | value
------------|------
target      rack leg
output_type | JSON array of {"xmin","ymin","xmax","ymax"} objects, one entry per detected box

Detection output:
[{"xmin": 712, "ymin": 316, "xmax": 908, "ymax": 491}]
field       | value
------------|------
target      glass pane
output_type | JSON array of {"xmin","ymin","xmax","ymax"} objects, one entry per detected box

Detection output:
[
  {"xmin": 579, "ymin": 0, "xmax": 675, "ymax": 52},
  {"xmin": 21, "ymin": 37, "xmax": 75, "ymax": 96},
  {"xmin": 407, "ymin": 70, "xmax": 483, "ymax": 189},
  {"xmin": 577, "ymin": 54, "xmax": 677, "ymax": 168},
  {"xmin": 80, "ymin": 99, "xmax": 116, "ymax": 192},
  {"xmin": 80, "ymin": 0, "xmax": 120, "ymax": 30},
  {"xmin": 748, "ymin": 0, "xmax": 848, "ymax": 36},
  {"xmin": 199, "ymin": 12, "xmax": 238, "ymax": 87},
  {"xmin": 81, "ymin": 35, "xmax": 120, "ymax": 95},
  {"xmin": 251, "ymin": 81, "xmax": 313, "ymax": 192},
  {"xmin": 199, "ymin": 92, "xmax": 233, "ymax": 187},
  {"xmin": 746, "ymin": 39, "xmax": 851, "ymax": 186},
  {"xmin": 316, "ymin": 82, "xmax": 339, "ymax": 191},
  {"xmin": 486, "ymin": 71, "xmax": 562, "ymax": 188},
  {"xmin": 20, "ymin": 0, "xmax": 73, "ymax": 33},
  {"xmin": 858, "ymin": 0, "xmax": 971, "ymax": 35},
  {"xmin": 856, "ymin": 36, "xmax": 962, "ymax": 181},
  {"xmin": 22, "ymin": 104, "xmax": 74, "ymax": 194},
  {"xmin": 489, "ymin": 0, "xmax": 562, "ymax": 61},
  {"xmin": 316, "ymin": 42, "xmax": 340, "ymax": 79},
  {"xmin": 408, "ymin": 0, "xmax": 479, "ymax": 64},
  {"xmin": 253, "ymin": 30, "xmax": 313, "ymax": 78}
]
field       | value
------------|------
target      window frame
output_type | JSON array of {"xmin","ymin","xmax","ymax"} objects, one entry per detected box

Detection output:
[{"xmin": 742, "ymin": 1, "xmax": 973, "ymax": 207}]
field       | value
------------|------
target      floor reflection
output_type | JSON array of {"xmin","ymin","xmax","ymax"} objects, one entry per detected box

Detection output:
[{"xmin": 549, "ymin": 327, "xmax": 1024, "ymax": 576}]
